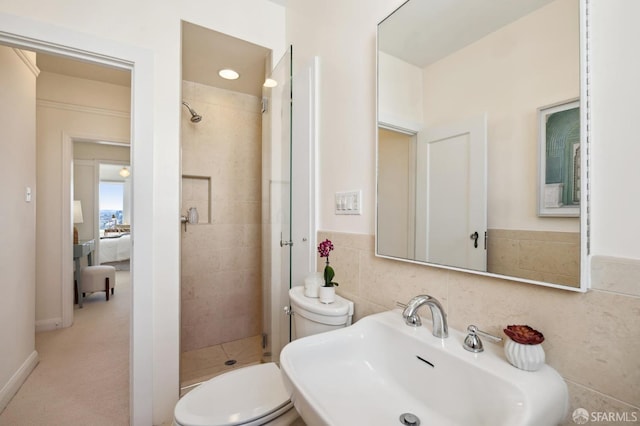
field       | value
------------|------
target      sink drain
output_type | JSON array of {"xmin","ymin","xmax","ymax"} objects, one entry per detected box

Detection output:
[{"xmin": 399, "ymin": 412, "xmax": 420, "ymax": 426}]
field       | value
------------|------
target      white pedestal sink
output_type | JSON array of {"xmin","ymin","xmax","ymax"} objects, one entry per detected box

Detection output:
[{"xmin": 280, "ymin": 309, "xmax": 568, "ymax": 426}]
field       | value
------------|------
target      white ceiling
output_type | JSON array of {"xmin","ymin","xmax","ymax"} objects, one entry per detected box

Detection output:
[{"xmin": 379, "ymin": 0, "xmax": 555, "ymax": 67}]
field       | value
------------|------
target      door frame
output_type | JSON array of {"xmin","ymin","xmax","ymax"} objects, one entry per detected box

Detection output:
[
  {"xmin": 63, "ymin": 137, "xmax": 130, "ymax": 328},
  {"xmin": 0, "ymin": 14, "xmax": 155, "ymax": 424}
]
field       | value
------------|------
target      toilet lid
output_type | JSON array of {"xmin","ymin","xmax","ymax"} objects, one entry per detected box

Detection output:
[{"xmin": 174, "ymin": 362, "xmax": 291, "ymax": 426}]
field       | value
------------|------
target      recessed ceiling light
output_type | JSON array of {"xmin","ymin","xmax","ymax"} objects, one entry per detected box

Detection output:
[
  {"xmin": 218, "ymin": 69, "xmax": 240, "ymax": 80},
  {"xmin": 263, "ymin": 78, "xmax": 278, "ymax": 88}
]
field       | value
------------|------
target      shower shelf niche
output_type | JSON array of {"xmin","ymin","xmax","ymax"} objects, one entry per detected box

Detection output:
[{"xmin": 181, "ymin": 174, "xmax": 211, "ymax": 224}]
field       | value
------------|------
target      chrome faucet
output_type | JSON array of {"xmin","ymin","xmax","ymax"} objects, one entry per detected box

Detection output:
[{"xmin": 401, "ymin": 295, "xmax": 448, "ymax": 338}]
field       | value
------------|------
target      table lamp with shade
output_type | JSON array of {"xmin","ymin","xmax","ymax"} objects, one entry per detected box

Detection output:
[{"xmin": 73, "ymin": 200, "xmax": 84, "ymax": 244}]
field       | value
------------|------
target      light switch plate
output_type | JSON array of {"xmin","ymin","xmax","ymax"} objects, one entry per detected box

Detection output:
[{"xmin": 335, "ymin": 190, "xmax": 361, "ymax": 215}]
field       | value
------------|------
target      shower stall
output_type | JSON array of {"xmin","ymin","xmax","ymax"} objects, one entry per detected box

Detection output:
[{"xmin": 179, "ymin": 23, "xmax": 293, "ymax": 390}]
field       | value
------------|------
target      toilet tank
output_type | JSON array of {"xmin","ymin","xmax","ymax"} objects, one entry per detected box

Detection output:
[{"xmin": 289, "ymin": 286, "xmax": 354, "ymax": 340}]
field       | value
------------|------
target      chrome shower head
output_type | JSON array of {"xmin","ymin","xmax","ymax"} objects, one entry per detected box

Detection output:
[{"xmin": 182, "ymin": 101, "xmax": 202, "ymax": 123}]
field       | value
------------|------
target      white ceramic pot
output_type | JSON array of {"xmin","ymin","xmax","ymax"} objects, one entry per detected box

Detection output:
[
  {"xmin": 504, "ymin": 338, "xmax": 545, "ymax": 371},
  {"xmin": 318, "ymin": 286, "xmax": 336, "ymax": 304},
  {"xmin": 304, "ymin": 272, "xmax": 323, "ymax": 298}
]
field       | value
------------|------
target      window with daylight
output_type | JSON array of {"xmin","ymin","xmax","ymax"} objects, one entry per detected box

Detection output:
[{"xmin": 99, "ymin": 182, "xmax": 124, "ymax": 230}]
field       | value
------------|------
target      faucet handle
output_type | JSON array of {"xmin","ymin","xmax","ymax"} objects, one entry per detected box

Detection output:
[{"xmin": 463, "ymin": 325, "xmax": 503, "ymax": 353}]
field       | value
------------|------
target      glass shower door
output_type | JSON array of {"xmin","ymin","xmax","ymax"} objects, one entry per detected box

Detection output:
[{"xmin": 261, "ymin": 46, "xmax": 292, "ymax": 363}]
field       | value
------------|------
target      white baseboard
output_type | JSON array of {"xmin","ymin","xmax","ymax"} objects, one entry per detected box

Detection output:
[
  {"xmin": 0, "ymin": 350, "xmax": 39, "ymax": 412},
  {"xmin": 35, "ymin": 317, "xmax": 63, "ymax": 332}
]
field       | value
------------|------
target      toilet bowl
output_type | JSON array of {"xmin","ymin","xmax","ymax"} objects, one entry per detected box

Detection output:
[{"xmin": 174, "ymin": 285, "xmax": 354, "ymax": 426}]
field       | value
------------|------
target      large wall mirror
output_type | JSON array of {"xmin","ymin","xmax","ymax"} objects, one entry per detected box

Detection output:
[{"xmin": 376, "ymin": 0, "xmax": 589, "ymax": 291}]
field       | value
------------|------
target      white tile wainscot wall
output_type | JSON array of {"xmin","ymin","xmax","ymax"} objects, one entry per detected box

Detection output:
[{"xmin": 318, "ymin": 231, "xmax": 640, "ymax": 424}]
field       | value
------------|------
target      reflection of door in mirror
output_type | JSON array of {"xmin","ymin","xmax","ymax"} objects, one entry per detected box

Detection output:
[
  {"xmin": 416, "ymin": 115, "xmax": 487, "ymax": 271},
  {"xmin": 378, "ymin": 115, "xmax": 487, "ymax": 272}
]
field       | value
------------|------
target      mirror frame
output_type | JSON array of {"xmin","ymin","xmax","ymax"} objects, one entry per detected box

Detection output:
[{"xmin": 375, "ymin": 0, "xmax": 590, "ymax": 292}]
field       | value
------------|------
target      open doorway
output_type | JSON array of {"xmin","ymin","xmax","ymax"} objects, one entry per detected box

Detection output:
[
  {"xmin": 0, "ymin": 42, "xmax": 134, "ymax": 423},
  {"xmin": 0, "ymin": 17, "xmax": 156, "ymax": 423}
]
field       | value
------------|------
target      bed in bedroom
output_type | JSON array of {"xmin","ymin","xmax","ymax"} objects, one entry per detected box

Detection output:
[{"xmin": 99, "ymin": 233, "xmax": 131, "ymax": 264}]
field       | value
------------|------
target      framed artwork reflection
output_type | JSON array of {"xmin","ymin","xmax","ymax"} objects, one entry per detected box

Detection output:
[{"xmin": 537, "ymin": 98, "xmax": 580, "ymax": 217}]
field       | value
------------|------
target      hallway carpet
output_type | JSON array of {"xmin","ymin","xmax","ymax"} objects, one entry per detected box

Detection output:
[{"xmin": 0, "ymin": 271, "xmax": 130, "ymax": 425}]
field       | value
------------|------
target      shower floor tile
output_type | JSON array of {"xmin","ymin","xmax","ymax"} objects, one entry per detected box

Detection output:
[
  {"xmin": 222, "ymin": 334, "xmax": 262, "ymax": 364},
  {"xmin": 180, "ymin": 334, "xmax": 263, "ymax": 392}
]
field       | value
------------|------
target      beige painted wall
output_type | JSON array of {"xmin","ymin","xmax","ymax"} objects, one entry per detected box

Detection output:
[
  {"xmin": 74, "ymin": 142, "xmax": 130, "ymax": 161},
  {"xmin": 378, "ymin": 51, "xmax": 423, "ymax": 128},
  {"xmin": 74, "ymin": 161, "xmax": 97, "ymax": 243},
  {"xmin": 36, "ymin": 71, "xmax": 130, "ymax": 327},
  {"xmin": 0, "ymin": 46, "xmax": 37, "ymax": 411},
  {"xmin": 180, "ymin": 81, "xmax": 262, "ymax": 352}
]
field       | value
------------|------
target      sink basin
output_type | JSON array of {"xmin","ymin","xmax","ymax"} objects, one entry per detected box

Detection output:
[{"xmin": 280, "ymin": 309, "xmax": 568, "ymax": 426}]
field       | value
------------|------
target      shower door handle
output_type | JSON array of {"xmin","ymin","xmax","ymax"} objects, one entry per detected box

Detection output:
[{"xmin": 279, "ymin": 232, "xmax": 293, "ymax": 247}]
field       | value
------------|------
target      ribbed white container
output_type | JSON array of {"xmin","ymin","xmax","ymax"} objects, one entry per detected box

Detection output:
[
  {"xmin": 318, "ymin": 286, "xmax": 336, "ymax": 304},
  {"xmin": 504, "ymin": 338, "xmax": 545, "ymax": 371}
]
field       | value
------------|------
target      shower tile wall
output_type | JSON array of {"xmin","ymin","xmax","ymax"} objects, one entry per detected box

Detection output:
[{"xmin": 181, "ymin": 81, "xmax": 262, "ymax": 352}]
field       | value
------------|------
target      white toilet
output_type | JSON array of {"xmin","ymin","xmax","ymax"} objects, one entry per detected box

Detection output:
[{"xmin": 173, "ymin": 285, "xmax": 354, "ymax": 426}]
